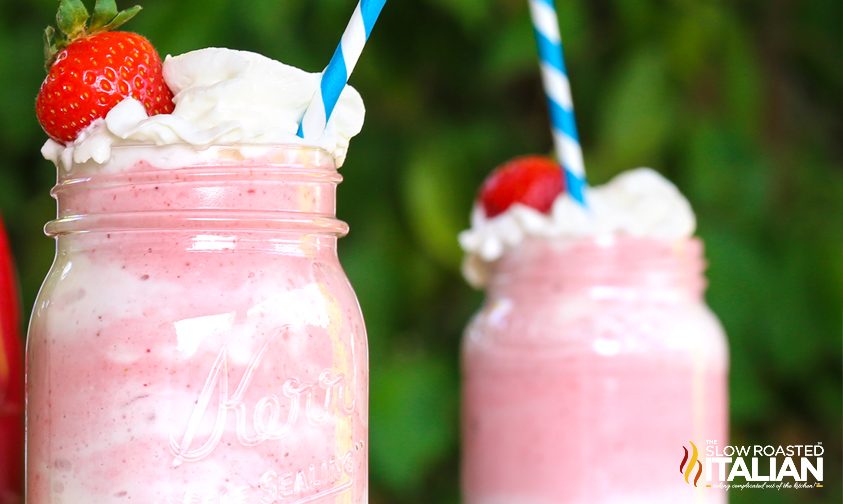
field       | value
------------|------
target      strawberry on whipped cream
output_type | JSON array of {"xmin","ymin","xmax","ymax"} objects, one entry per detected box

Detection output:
[
  {"xmin": 42, "ymin": 48, "xmax": 366, "ymax": 172},
  {"xmin": 459, "ymin": 167, "xmax": 696, "ymax": 287}
]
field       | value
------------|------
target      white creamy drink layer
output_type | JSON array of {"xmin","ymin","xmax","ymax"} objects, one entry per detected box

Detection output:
[
  {"xmin": 42, "ymin": 48, "xmax": 365, "ymax": 171},
  {"xmin": 459, "ymin": 168, "xmax": 696, "ymax": 287}
]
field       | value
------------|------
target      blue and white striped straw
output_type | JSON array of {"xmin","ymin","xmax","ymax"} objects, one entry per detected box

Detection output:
[
  {"xmin": 297, "ymin": 0, "xmax": 387, "ymax": 140},
  {"xmin": 528, "ymin": 0, "xmax": 588, "ymax": 207}
]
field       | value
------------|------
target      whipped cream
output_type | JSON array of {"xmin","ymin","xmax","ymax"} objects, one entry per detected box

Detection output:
[
  {"xmin": 42, "ymin": 48, "xmax": 365, "ymax": 171},
  {"xmin": 459, "ymin": 168, "xmax": 696, "ymax": 287}
]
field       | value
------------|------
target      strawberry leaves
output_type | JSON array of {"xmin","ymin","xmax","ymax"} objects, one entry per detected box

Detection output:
[
  {"xmin": 89, "ymin": 0, "xmax": 117, "ymax": 30},
  {"xmin": 44, "ymin": 0, "xmax": 142, "ymax": 66},
  {"xmin": 91, "ymin": 0, "xmax": 141, "ymax": 33},
  {"xmin": 56, "ymin": 0, "xmax": 89, "ymax": 40}
]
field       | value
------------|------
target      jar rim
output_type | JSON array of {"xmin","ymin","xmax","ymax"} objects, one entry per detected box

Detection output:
[
  {"xmin": 488, "ymin": 235, "xmax": 707, "ymax": 297},
  {"xmin": 60, "ymin": 143, "xmax": 339, "ymax": 179},
  {"xmin": 48, "ymin": 144, "xmax": 347, "ymax": 237},
  {"xmin": 105, "ymin": 142, "xmax": 334, "ymax": 157}
]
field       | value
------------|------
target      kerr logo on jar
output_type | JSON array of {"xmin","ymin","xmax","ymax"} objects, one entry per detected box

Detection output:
[
  {"xmin": 678, "ymin": 439, "xmax": 825, "ymax": 491},
  {"xmin": 169, "ymin": 329, "xmax": 356, "ymax": 465}
]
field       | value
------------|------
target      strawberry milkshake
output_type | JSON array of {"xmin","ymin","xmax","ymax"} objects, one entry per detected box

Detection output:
[
  {"xmin": 459, "ymin": 158, "xmax": 728, "ymax": 504},
  {"xmin": 29, "ymin": 4, "xmax": 369, "ymax": 503}
]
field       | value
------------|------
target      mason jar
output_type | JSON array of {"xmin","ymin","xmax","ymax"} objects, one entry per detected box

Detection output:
[
  {"xmin": 27, "ymin": 145, "xmax": 368, "ymax": 503},
  {"xmin": 462, "ymin": 236, "xmax": 728, "ymax": 503}
]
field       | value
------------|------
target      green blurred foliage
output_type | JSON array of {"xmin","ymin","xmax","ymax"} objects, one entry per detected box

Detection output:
[{"xmin": 1, "ymin": 0, "xmax": 841, "ymax": 502}]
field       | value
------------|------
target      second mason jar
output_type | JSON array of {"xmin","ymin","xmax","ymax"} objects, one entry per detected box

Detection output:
[
  {"xmin": 462, "ymin": 236, "xmax": 728, "ymax": 504},
  {"xmin": 27, "ymin": 145, "xmax": 368, "ymax": 503}
]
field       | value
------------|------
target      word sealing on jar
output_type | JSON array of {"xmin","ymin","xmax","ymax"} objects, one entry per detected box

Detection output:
[
  {"xmin": 171, "ymin": 441, "xmax": 364, "ymax": 504},
  {"xmin": 169, "ymin": 329, "xmax": 356, "ymax": 465},
  {"xmin": 258, "ymin": 441, "xmax": 365, "ymax": 504}
]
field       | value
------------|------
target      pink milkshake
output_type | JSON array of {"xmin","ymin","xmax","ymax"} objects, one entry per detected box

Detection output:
[
  {"xmin": 30, "ymin": 49, "xmax": 369, "ymax": 503},
  {"xmin": 459, "ymin": 165, "xmax": 728, "ymax": 503}
]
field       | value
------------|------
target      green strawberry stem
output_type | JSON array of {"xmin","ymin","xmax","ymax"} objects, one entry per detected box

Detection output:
[
  {"xmin": 57, "ymin": 0, "xmax": 88, "ymax": 40},
  {"xmin": 44, "ymin": 0, "xmax": 141, "ymax": 68},
  {"xmin": 89, "ymin": 0, "xmax": 118, "ymax": 30}
]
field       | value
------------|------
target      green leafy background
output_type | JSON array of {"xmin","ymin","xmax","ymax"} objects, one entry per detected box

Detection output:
[{"xmin": 0, "ymin": 0, "xmax": 840, "ymax": 502}]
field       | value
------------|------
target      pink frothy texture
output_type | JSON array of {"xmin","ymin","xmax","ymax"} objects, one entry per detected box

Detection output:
[
  {"xmin": 27, "ymin": 146, "xmax": 368, "ymax": 503},
  {"xmin": 462, "ymin": 237, "xmax": 728, "ymax": 504}
]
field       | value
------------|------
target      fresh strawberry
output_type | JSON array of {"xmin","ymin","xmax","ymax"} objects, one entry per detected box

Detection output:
[
  {"xmin": 36, "ymin": 0, "xmax": 174, "ymax": 143},
  {"xmin": 478, "ymin": 155, "xmax": 565, "ymax": 218}
]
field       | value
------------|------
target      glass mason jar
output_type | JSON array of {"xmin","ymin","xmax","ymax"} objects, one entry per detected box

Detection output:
[
  {"xmin": 27, "ymin": 145, "xmax": 368, "ymax": 503},
  {"xmin": 462, "ymin": 236, "xmax": 728, "ymax": 504}
]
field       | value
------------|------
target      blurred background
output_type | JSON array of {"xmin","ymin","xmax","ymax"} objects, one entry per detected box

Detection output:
[{"xmin": 0, "ymin": 0, "xmax": 840, "ymax": 502}]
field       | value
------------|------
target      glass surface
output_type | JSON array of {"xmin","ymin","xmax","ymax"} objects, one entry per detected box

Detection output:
[
  {"xmin": 462, "ymin": 236, "xmax": 728, "ymax": 504},
  {"xmin": 27, "ymin": 145, "xmax": 369, "ymax": 503}
]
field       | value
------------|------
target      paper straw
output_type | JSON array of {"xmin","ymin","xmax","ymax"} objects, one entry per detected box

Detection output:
[
  {"xmin": 528, "ymin": 0, "xmax": 588, "ymax": 206},
  {"xmin": 297, "ymin": 0, "xmax": 387, "ymax": 139}
]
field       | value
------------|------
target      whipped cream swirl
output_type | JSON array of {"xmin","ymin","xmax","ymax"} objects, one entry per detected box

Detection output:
[
  {"xmin": 42, "ymin": 48, "xmax": 365, "ymax": 170},
  {"xmin": 459, "ymin": 168, "xmax": 696, "ymax": 287}
]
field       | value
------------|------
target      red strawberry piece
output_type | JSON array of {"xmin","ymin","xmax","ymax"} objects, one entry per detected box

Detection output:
[
  {"xmin": 35, "ymin": 0, "xmax": 174, "ymax": 143},
  {"xmin": 479, "ymin": 155, "xmax": 565, "ymax": 218},
  {"xmin": 0, "ymin": 216, "xmax": 22, "ymax": 503}
]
